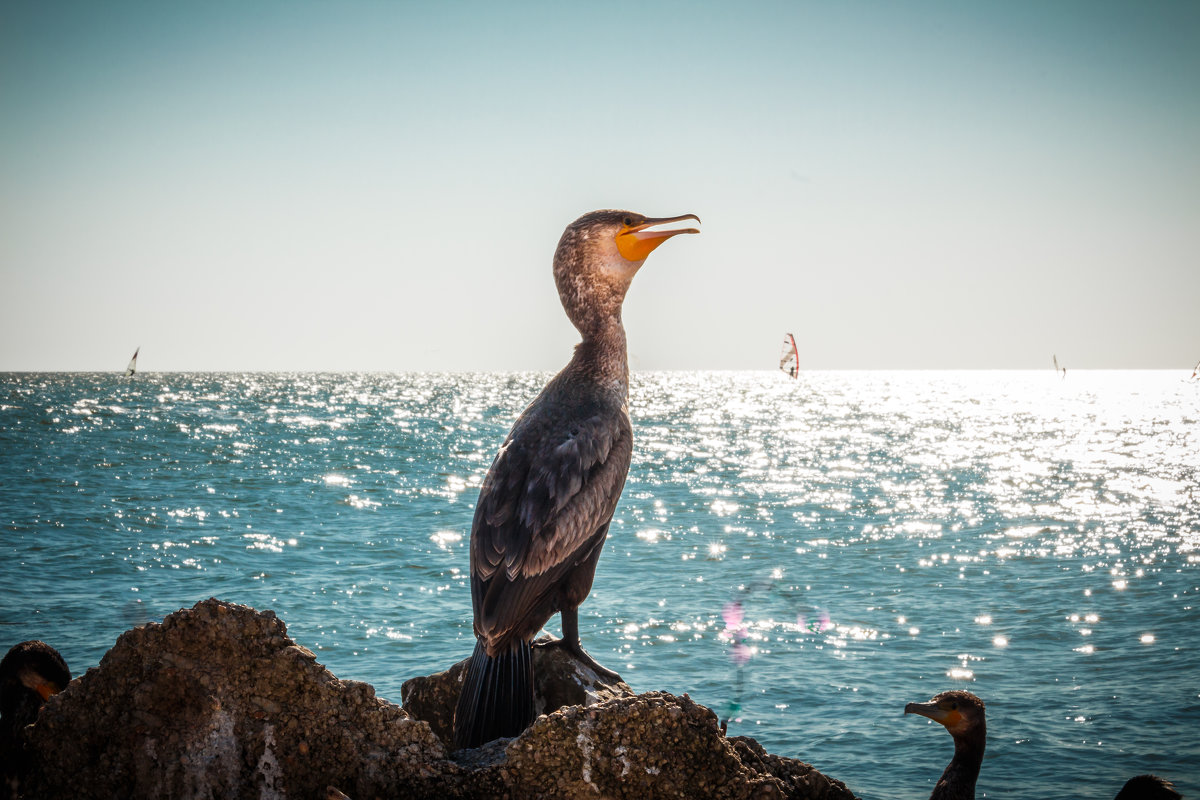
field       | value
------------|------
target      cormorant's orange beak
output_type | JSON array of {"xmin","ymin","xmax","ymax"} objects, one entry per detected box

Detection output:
[
  {"xmin": 904, "ymin": 701, "xmax": 960, "ymax": 728},
  {"xmin": 616, "ymin": 214, "xmax": 701, "ymax": 262}
]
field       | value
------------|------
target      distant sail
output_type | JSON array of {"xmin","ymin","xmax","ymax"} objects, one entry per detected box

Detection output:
[
  {"xmin": 125, "ymin": 347, "xmax": 140, "ymax": 377},
  {"xmin": 1192, "ymin": 359, "xmax": 1199, "ymax": 380},
  {"xmin": 779, "ymin": 334, "xmax": 799, "ymax": 379},
  {"xmin": 1052, "ymin": 354, "xmax": 1066, "ymax": 379}
]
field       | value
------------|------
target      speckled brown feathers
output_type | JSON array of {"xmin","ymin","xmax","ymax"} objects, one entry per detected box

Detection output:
[
  {"xmin": 470, "ymin": 367, "xmax": 632, "ymax": 646},
  {"xmin": 553, "ymin": 210, "xmax": 644, "ymax": 340}
]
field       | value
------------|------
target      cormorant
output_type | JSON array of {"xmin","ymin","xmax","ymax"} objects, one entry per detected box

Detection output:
[
  {"xmin": 1, "ymin": 641, "xmax": 70, "ymax": 796},
  {"xmin": 905, "ymin": 690, "xmax": 987, "ymax": 800},
  {"xmin": 452, "ymin": 210, "xmax": 700, "ymax": 750},
  {"xmin": 905, "ymin": 690, "xmax": 1183, "ymax": 800},
  {"xmin": 1114, "ymin": 775, "xmax": 1182, "ymax": 800}
]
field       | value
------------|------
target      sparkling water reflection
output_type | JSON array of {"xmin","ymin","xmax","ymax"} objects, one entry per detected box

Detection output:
[{"xmin": 1, "ymin": 370, "xmax": 1197, "ymax": 798}]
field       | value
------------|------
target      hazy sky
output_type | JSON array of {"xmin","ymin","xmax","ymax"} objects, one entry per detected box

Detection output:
[{"xmin": 2, "ymin": 1, "xmax": 1197, "ymax": 371}]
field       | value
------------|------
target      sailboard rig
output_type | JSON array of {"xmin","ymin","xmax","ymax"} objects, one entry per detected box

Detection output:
[
  {"xmin": 1052, "ymin": 354, "xmax": 1066, "ymax": 379},
  {"xmin": 1192, "ymin": 359, "xmax": 1199, "ymax": 380},
  {"xmin": 125, "ymin": 347, "xmax": 140, "ymax": 377},
  {"xmin": 779, "ymin": 333, "xmax": 799, "ymax": 379}
]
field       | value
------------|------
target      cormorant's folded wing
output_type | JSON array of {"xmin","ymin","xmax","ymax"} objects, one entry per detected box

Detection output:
[{"xmin": 470, "ymin": 409, "xmax": 632, "ymax": 641}]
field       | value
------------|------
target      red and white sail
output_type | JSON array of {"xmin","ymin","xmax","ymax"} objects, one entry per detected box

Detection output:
[{"xmin": 779, "ymin": 334, "xmax": 799, "ymax": 379}]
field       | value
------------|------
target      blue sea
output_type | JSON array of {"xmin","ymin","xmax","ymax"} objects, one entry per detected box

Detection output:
[{"xmin": 1, "ymin": 371, "xmax": 1197, "ymax": 799}]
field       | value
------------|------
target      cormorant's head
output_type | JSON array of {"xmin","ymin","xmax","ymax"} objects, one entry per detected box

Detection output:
[
  {"xmin": 1114, "ymin": 775, "xmax": 1182, "ymax": 800},
  {"xmin": 1, "ymin": 640, "xmax": 70, "ymax": 727},
  {"xmin": 904, "ymin": 689, "xmax": 986, "ymax": 741},
  {"xmin": 553, "ymin": 209, "xmax": 699, "ymax": 333}
]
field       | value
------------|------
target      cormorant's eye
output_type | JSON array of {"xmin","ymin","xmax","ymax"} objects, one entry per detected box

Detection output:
[
  {"xmin": 623, "ymin": 216, "xmax": 634, "ymax": 227},
  {"xmin": 951, "ymin": 702, "xmax": 959, "ymax": 710}
]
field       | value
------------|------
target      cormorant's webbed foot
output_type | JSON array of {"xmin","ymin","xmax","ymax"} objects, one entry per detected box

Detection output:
[
  {"xmin": 571, "ymin": 641, "xmax": 621, "ymax": 681},
  {"xmin": 534, "ymin": 636, "xmax": 621, "ymax": 680},
  {"xmin": 540, "ymin": 608, "xmax": 622, "ymax": 680},
  {"xmin": 540, "ymin": 633, "xmax": 624, "ymax": 681}
]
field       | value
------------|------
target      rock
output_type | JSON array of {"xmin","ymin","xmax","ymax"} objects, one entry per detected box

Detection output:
[
  {"xmin": 401, "ymin": 635, "xmax": 635, "ymax": 750},
  {"xmin": 21, "ymin": 598, "xmax": 859, "ymax": 800},
  {"xmin": 482, "ymin": 692, "xmax": 859, "ymax": 800},
  {"xmin": 23, "ymin": 599, "xmax": 459, "ymax": 800}
]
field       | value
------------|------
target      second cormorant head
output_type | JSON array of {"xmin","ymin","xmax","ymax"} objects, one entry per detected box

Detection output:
[
  {"xmin": 905, "ymin": 690, "xmax": 987, "ymax": 800},
  {"xmin": 905, "ymin": 689, "xmax": 986, "ymax": 743},
  {"xmin": 903, "ymin": 691, "xmax": 1182, "ymax": 800},
  {"xmin": 552, "ymin": 210, "xmax": 699, "ymax": 337}
]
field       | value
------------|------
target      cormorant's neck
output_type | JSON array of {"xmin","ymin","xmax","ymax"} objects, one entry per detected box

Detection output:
[
  {"xmin": 571, "ymin": 317, "xmax": 628, "ymax": 394},
  {"xmin": 932, "ymin": 733, "xmax": 984, "ymax": 800}
]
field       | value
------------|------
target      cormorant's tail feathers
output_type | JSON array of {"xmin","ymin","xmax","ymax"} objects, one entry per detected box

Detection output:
[{"xmin": 452, "ymin": 639, "xmax": 534, "ymax": 750}]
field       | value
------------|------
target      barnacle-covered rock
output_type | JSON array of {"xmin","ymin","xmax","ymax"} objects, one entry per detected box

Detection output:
[
  {"xmin": 21, "ymin": 599, "xmax": 859, "ymax": 800},
  {"xmin": 23, "ymin": 599, "xmax": 458, "ymax": 799},
  {"xmin": 472, "ymin": 692, "xmax": 858, "ymax": 800}
]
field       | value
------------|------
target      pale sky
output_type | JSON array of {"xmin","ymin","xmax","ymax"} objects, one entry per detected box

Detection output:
[{"xmin": 2, "ymin": 1, "xmax": 1197, "ymax": 372}]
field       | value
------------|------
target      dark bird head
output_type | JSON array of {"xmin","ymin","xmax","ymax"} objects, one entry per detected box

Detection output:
[
  {"xmin": 1114, "ymin": 774, "xmax": 1182, "ymax": 800},
  {"xmin": 1, "ymin": 640, "xmax": 70, "ymax": 730},
  {"xmin": 2, "ymin": 642, "xmax": 69, "ymax": 800},
  {"xmin": 905, "ymin": 690, "xmax": 987, "ymax": 799},
  {"xmin": 904, "ymin": 689, "xmax": 987, "ymax": 743},
  {"xmin": 553, "ymin": 210, "xmax": 699, "ymax": 336}
]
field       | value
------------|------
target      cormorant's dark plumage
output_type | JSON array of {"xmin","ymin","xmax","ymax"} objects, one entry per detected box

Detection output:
[
  {"xmin": 1, "ymin": 640, "xmax": 70, "ymax": 797},
  {"xmin": 452, "ymin": 210, "xmax": 699, "ymax": 750},
  {"xmin": 1114, "ymin": 775, "xmax": 1182, "ymax": 800}
]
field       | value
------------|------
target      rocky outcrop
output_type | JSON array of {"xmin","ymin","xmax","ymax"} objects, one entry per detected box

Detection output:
[
  {"xmin": 465, "ymin": 692, "xmax": 858, "ymax": 800},
  {"xmin": 21, "ymin": 598, "xmax": 859, "ymax": 800},
  {"xmin": 23, "ymin": 599, "xmax": 453, "ymax": 799}
]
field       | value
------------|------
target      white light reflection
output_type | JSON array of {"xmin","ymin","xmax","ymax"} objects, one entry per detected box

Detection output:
[{"xmin": 430, "ymin": 531, "xmax": 462, "ymax": 550}]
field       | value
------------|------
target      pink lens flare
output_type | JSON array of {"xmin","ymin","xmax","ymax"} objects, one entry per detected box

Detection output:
[{"xmin": 797, "ymin": 609, "xmax": 833, "ymax": 633}]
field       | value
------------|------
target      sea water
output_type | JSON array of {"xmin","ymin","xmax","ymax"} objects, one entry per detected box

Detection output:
[{"xmin": 1, "ymin": 371, "xmax": 1196, "ymax": 799}]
